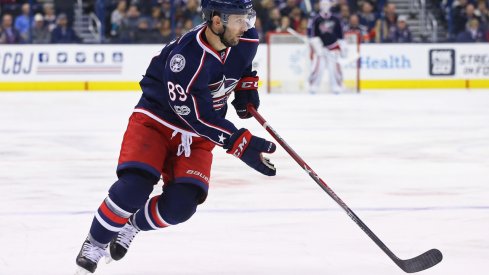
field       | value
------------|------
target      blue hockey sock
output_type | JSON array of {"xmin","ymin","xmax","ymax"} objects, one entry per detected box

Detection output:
[
  {"xmin": 131, "ymin": 183, "xmax": 202, "ymax": 231},
  {"xmin": 88, "ymin": 170, "xmax": 158, "ymax": 246}
]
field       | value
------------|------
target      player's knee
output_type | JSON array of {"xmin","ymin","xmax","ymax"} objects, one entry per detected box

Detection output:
[
  {"xmin": 108, "ymin": 169, "xmax": 159, "ymax": 212},
  {"xmin": 158, "ymin": 183, "xmax": 202, "ymax": 225}
]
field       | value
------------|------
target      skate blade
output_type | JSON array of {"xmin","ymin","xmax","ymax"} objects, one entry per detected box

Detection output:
[{"xmin": 74, "ymin": 266, "xmax": 91, "ymax": 275}]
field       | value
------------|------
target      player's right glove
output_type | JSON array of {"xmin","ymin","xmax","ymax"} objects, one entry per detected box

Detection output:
[
  {"xmin": 224, "ymin": 128, "xmax": 277, "ymax": 176},
  {"xmin": 231, "ymin": 71, "xmax": 260, "ymax": 119}
]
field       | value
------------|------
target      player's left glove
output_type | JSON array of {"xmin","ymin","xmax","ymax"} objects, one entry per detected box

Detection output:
[
  {"xmin": 231, "ymin": 71, "xmax": 260, "ymax": 119},
  {"xmin": 224, "ymin": 128, "xmax": 276, "ymax": 176}
]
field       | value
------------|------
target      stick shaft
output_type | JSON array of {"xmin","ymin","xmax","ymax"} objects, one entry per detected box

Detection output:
[
  {"xmin": 249, "ymin": 106, "xmax": 443, "ymax": 272},
  {"xmin": 248, "ymin": 106, "xmax": 403, "ymax": 264}
]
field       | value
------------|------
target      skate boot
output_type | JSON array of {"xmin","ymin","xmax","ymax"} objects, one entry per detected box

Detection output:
[
  {"xmin": 75, "ymin": 238, "xmax": 109, "ymax": 274},
  {"xmin": 109, "ymin": 222, "xmax": 140, "ymax": 261}
]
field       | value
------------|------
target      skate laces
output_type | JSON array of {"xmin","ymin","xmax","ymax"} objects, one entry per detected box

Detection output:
[
  {"xmin": 81, "ymin": 240, "xmax": 109, "ymax": 263},
  {"xmin": 116, "ymin": 223, "xmax": 140, "ymax": 249}
]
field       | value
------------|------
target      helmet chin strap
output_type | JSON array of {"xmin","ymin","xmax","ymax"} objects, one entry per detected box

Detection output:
[{"xmin": 209, "ymin": 23, "xmax": 233, "ymax": 48}]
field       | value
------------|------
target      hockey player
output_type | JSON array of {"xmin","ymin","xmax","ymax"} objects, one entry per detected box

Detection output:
[
  {"xmin": 308, "ymin": 0, "xmax": 344, "ymax": 94},
  {"xmin": 75, "ymin": 0, "xmax": 277, "ymax": 273}
]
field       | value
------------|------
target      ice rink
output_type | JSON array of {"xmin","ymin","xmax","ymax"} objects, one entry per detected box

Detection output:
[{"xmin": 0, "ymin": 90, "xmax": 488, "ymax": 275}]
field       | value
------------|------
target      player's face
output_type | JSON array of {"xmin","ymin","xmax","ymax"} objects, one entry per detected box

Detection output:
[{"xmin": 222, "ymin": 12, "xmax": 256, "ymax": 46}]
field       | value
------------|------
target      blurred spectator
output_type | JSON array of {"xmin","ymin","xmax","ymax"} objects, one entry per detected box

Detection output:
[
  {"xmin": 358, "ymin": 0, "xmax": 377, "ymax": 37},
  {"xmin": 476, "ymin": 0, "xmax": 489, "ymax": 29},
  {"xmin": 478, "ymin": 0, "xmax": 489, "ymax": 40},
  {"xmin": 43, "ymin": 3, "xmax": 57, "ymax": 32},
  {"xmin": 277, "ymin": 15, "xmax": 290, "ymax": 32},
  {"xmin": 173, "ymin": 24, "xmax": 184, "ymax": 38},
  {"xmin": 263, "ymin": 7, "xmax": 280, "ymax": 33},
  {"xmin": 6, "ymin": 0, "xmax": 487, "ymax": 44},
  {"xmin": 148, "ymin": 5, "xmax": 162, "ymax": 29},
  {"xmin": 279, "ymin": 0, "xmax": 296, "ymax": 17},
  {"xmin": 181, "ymin": 18, "xmax": 194, "ymax": 33},
  {"xmin": 134, "ymin": 0, "xmax": 154, "ymax": 16},
  {"xmin": 345, "ymin": 13, "xmax": 370, "ymax": 42},
  {"xmin": 119, "ymin": 4, "xmax": 141, "ymax": 42},
  {"xmin": 54, "ymin": 0, "xmax": 75, "ymax": 26},
  {"xmin": 134, "ymin": 17, "xmax": 159, "ymax": 43},
  {"xmin": 454, "ymin": 3, "xmax": 483, "ymax": 39},
  {"xmin": 160, "ymin": 0, "xmax": 172, "ymax": 19},
  {"xmin": 14, "ymin": 3, "xmax": 31, "ymax": 42},
  {"xmin": 254, "ymin": 17, "xmax": 265, "ymax": 42},
  {"xmin": 338, "ymin": 3, "xmax": 351, "ymax": 33},
  {"xmin": 173, "ymin": 3, "xmax": 185, "ymax": 24},
  {"xmin": 375, "ymin": 3, "xmax": 397, "ymax": 42},
  {"xmin": 339, "ymin": 0, "xmax": 357, "ymax": 13},
  {"xmin": 466, "ymin": 4, "xmax": 481, "ymax": 22},
  {"xmin": 311, "ymin": 0, "xmax": 321, "ymax": 15},
  {"xmin": 297, "ymin": 0, "xmax": 310, "ymax": 15},
  {"xmin": 289, "ymin": 6, "xmax": 303, "ymax": 30},
  {"xmin": 255, "ymin": 0, "xmax": 275, "ymax": 23},
  {"xmin": 31, "ymin": 13, "xmax": 51, "ymax": 43},
  {"xmin": 329, "ymin": 0, "xmax": 341, "ymax": 15},
  {"xmin": 393, "ymin": 15, "xmax": 412, "ymax": 42},
  {"xmin": 451, "ymin": 0, "xmax": 469, "ymax": 36},
  {"xmin": 456, "ymin": 17, "xmax": 487, "ymax": 41},
  {"xmin": 181, "ymin": 0, "xmax": 202, "ymax": 27},
  {"xmin": 0, "ymin": 13, "xmax": 21, "ymax": 44},
  {"xmin": 157, "ymin": 18, "xmax": 174, "ymax": 43},
  {"xmin": 110, "ymin": 0, "xmax": 127, "ymax": 37},
  {"xmin": 51, "ymin": 13, "xmax": 81, "ymax": 43},
  {"xmin": 296, "ymin": 17, "xmax": 308, "ymax": 35}
]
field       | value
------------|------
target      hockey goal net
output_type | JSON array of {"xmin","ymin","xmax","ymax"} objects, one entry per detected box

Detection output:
[{"xmin": 266, "ymin": 30, "xmax": 360, "ymax": 94}]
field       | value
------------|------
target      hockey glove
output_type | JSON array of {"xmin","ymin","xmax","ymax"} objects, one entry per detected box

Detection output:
[
  {"xmin": 231, "ymin": 71, "xmax": 260, "ymax": 119},
  {"xmin": 224, "ymin": 128, "xmax": 277, "ymax": 176}
]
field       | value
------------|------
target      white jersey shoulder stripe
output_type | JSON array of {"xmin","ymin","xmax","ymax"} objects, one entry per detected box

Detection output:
[
  {"xmin": 239, "ymin": 37, "xmax": 259, "ymax": 43},
  {"xmin": 196, "ymin": 27, "xmax": 227, "ymax": 64},
  {"xmin": 222, "ymin": 47, "xmax": 231, "ymax": 63},
  {"xmin": 186, "ymin": 50, "xmax": 206, "ymax": 94}
]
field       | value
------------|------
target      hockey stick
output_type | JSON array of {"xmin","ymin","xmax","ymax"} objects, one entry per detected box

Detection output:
[{"xmin": 247, "ymin": 105, "xmax": 443, "ymax": 273}]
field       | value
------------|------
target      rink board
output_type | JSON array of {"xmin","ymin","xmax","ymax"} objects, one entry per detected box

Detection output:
[{"xmin": 0, "ymin": 43, "xmax": 488, "ymax": 91}]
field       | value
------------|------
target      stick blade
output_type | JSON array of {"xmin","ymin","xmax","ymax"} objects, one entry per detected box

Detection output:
[{"xmin": 398, "ymin": 249, "xmax": 443, "ymax": 273}]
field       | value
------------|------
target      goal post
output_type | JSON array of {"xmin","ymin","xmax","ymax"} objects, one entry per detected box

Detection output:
[{"xmin": 266, "ymin": 30, "xmax": 360, "ymax": 94}]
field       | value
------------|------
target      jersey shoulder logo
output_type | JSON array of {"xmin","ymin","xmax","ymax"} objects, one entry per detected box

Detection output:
[{"xmin": 170, "ymin": 54, "xmax": 186, "ymax": 72}]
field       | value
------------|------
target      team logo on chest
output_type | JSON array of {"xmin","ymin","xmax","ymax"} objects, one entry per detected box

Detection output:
[
  {"xmin": 170, "ymin": 54, "xmax": 186, "ymax": 72},
  {"xmin": 319, "ymin": 21, "xmax": 335, "ymax": 34},
  {"xmin": 209, "ymin": 76, "xmax": 238, "ymax": 110}
]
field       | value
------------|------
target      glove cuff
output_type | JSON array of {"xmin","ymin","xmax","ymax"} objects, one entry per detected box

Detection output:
[
  {"xmin": 235, "ymin": 76, "xmax": 259, "ymax": 91},
  {"xmin": 225, "ymin": 128, "xmax": 252, "ymax": 158}
]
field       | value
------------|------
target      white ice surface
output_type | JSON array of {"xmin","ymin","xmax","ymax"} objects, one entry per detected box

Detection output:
[{"xmin": 0, "ymin": 90, "xmax": 488, "ymax": 275}]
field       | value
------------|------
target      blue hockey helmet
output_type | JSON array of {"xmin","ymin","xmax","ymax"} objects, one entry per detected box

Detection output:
[{"xmin": 202, "ymin": 0, "xmax": 256, "ymax": 30}]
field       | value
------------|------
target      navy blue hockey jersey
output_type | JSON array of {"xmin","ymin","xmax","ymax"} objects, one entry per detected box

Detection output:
[
  {"xmin": 135, "ymin": 24, "xmax": 259, "ymax": 147},
  {"xmin": 308, "ymin": 13, "xmax": 343, "ymax": 49}
]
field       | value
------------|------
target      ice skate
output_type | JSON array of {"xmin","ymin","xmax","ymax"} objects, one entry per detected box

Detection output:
[
  {"xmin": 75, "ymin": 238, "xmax": 109, "ymax": 274},
  {"xmin": 109, "ymin": 222, "xmax": 140, "ymax": 261}
]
